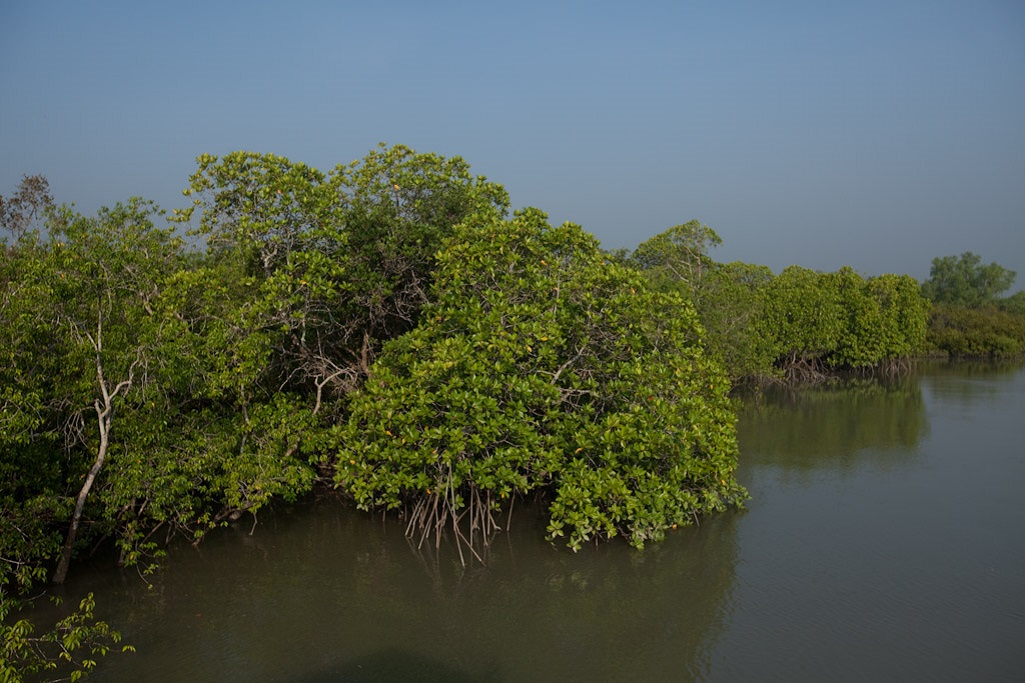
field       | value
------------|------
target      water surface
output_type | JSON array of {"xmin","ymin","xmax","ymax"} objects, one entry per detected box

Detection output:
[{"xmin": 42, "ymin": 362, "xmax": 1025, "ymax": 681}]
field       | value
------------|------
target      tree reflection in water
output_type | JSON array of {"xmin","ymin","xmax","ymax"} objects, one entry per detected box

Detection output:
[{"xmin": 58, "ymin": 496, "xmax": 741, "ymax": 682}]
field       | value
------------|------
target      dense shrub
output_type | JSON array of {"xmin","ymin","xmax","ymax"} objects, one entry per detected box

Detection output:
[
  {"xmin": 927, "ymin": 305, "xmax": 1025, "ymax": 357},
  {"xmin": 334, "ymin": 209, "xmax": 746, "ymax": 554}
]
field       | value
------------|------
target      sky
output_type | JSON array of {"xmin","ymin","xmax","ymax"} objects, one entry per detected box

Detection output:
[{"xmin": 2, "ymin": 0, "xmax": 1023, "ymax": 287}]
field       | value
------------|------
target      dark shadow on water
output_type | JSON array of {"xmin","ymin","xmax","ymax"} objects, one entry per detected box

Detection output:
[{"xmin": 288, "ymin": 647, "xmax": 491, "ymax": 683}]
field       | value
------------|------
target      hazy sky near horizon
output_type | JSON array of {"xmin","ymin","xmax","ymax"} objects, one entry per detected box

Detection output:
[{"xmin": 2, "ymin": 1, "xmax": 1023, "ymax": 286}]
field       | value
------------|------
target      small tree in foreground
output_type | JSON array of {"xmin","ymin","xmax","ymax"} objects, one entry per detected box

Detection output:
[{"xmin": 334, "ymin": 209, "xmax": 746, "ymax": 559}]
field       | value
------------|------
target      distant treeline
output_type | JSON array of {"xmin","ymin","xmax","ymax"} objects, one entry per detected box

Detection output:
[
  {"xmin": 623, "ymin": 222, "xmax": 929, "ymax": 383},
  {"xmin": 625, "ymin": 227, "xmax": 1024, "ymax": 373}
]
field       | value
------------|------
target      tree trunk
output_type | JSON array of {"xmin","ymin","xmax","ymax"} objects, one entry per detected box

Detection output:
[{"xmin": 54, "ymin": 399, "xmax": 111, "ymax": 584}]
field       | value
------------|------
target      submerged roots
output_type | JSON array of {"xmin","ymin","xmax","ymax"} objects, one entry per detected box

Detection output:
[
  {"xmin": 778, "ymin": 355, "xmax": 916, "ymax": 384},
  {"xmin": 404, "ymin": 485, "xmax": 505, "ymax": 566}
]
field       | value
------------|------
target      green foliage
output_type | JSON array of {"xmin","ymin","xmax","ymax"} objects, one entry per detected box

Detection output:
[
  {"xmin": 335, "ymin": 209, "xmax": 746, "ymax": 554},
  {"xmin": 2, "ymin": 395, "xmax": 127, "ymax": 679},
  {"xmin": 1, "ymin": 590, "xmax": 131, "ymax": 683},
  {"xmin": 628, "ymin": 223, "xmax": 930, "ymax": 382},
  {"xmin": 921, "ymin": 252, "xmax": 1016, "ymax": 307},
  {"xmin": 697, "ymin": 261, "xmax": 779, "ymax": 382},
  {"xmin": 0, "ymin": 197, "xmax": 189, "ymax": 582},
  {"xmin": 997, "ymin": 291, "xmax": 1025, "ymax": 315},
  {"xmin": 176, "ymin": 143, "xmax": 510, "ymax": 399},
  {"xmin": 334, "ymin": 143, "xmax": 511, "ymax": 348},
  {"xmin": 127, "ymin": 143, "xmax": 515, "ymax": 548},
  {"xmin": 762, "ymin": 266, "xmax": 844, "ymax": 376},
  {"xmin": 830, "ymin": 269, "xmax": 929, "ymax": 369},
  {"xmin": 868, "ymin": 273, "xmax": 930, "ymax": 360},
  {"xmin": 758, "ymin": 266, "xmax": 928, "ymax": 378},
  {"xmin": 630, "ymin": 223, "xmax": 782, "ymax": 382},
  {"xmin": 1, "ymin": 178, "xmax": 130, "ymax": 681},
  {"xmin": 926, "ymin": 304, "xmax": 1025, "ymax": 357},
  {"xmin": 917, "ymin": 253, "xmax": 1022, "ymax": 355},
  {"xmin": 630, "ymin": 220, "xmax": 722, "ymax": 294},
  {"xmin": 1, "ymin": 144, "xmax": 513, "ymax": 596}
]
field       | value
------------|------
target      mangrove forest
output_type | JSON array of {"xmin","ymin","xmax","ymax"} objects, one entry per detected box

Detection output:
[{"xmin": 2, "ymin": 145, "xmax": 1023, "ymax": 679}]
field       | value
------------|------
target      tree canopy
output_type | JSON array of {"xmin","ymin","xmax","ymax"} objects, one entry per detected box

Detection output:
[
  {"xmin": 921, "ymin": 252, "xmax": 1016, "ymax": 308},
  {"xmin": 629, "ymin": 225, "xmax": 930, "ymax": 382},
  {"xmin": 175, "ymin": 144, "xmax": 511, "ymax": 399},
  {"xmin": 918, "ymin": 252, "xmax": 1025, "ymax": 357},
  {"xmin": 335, "ymin": 208, "xmax": 746, "ymax": 556}
]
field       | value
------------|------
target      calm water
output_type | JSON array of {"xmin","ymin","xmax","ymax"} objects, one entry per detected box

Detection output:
[{"xmin": 39, "ymin": 362, "xmax": 1025, "ymax": 682}]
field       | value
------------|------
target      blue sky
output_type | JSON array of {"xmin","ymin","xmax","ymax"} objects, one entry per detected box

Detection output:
[{"xmin": 2, "ymin": 0, "xmax": 1023, "ymax": 286}]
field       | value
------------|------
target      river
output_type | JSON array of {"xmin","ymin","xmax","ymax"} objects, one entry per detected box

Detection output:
[{"xmin": 38, "ymin": 362, "xmax": 1025, "ymax": 681}]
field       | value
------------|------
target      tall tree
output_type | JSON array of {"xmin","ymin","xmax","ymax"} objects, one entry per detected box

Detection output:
[
  {"xmin": 630, "ymin": 220, "xmax": 722, "ymax": 296},
  {"xmin": 921, "ymin": 252, "xmax": 1016, "ymax": 307}
]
